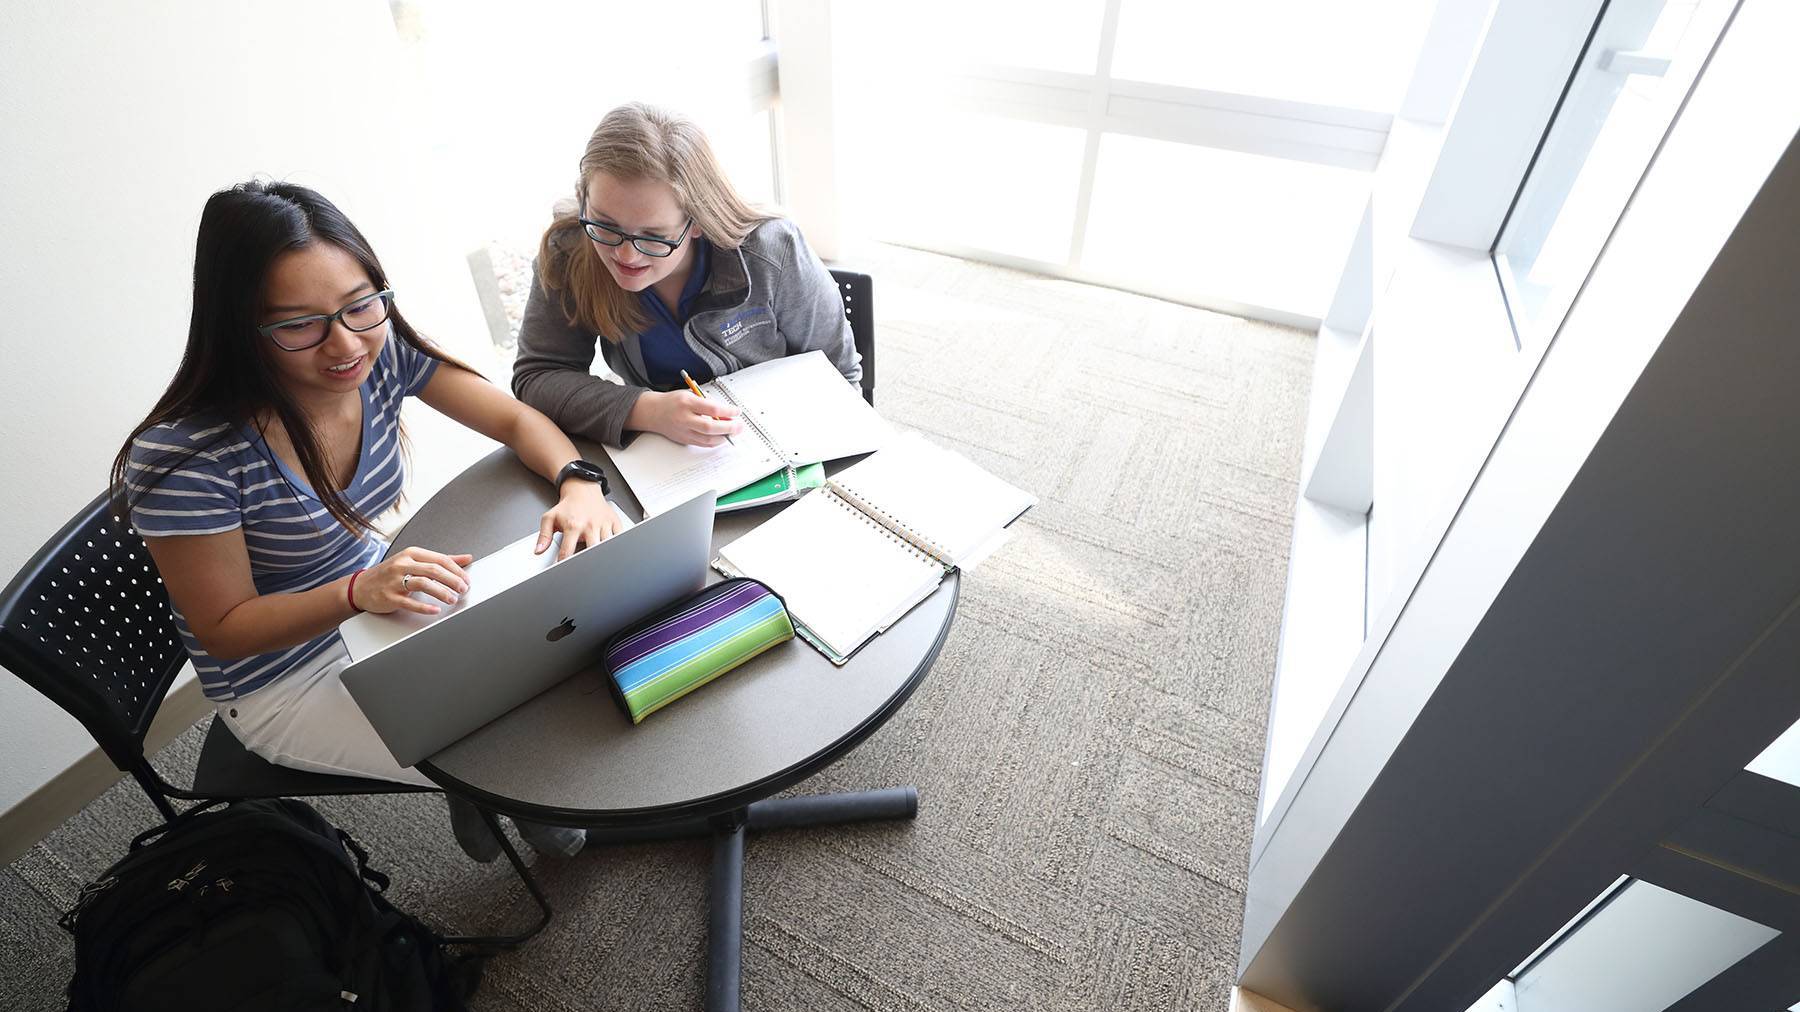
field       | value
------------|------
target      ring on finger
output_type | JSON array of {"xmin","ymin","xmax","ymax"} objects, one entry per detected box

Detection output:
[{"xmin": 402, "ymin": 574, "xmax": 412, "ymax": 592}]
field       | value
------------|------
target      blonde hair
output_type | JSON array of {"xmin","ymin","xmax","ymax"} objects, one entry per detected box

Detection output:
[{"xmin": 537, "ymin": 103, "xmax": 772, "ymax": 341}]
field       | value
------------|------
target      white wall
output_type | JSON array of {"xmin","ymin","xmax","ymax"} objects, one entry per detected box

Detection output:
[
  {"xmin": 0, "ymin": 0, "xmax": 487, "ymax": 831},
  {"xmin": 0, "ymin": 0, "xmax": 784, "ymax": 854}
]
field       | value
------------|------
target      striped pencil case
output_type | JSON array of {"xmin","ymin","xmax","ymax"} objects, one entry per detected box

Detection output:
[{"xmin": 601, "ymin": 577, "xmax": 795, "ymax": 723}]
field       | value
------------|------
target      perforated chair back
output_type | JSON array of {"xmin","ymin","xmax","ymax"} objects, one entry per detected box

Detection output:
[
  {"xmin": 829, "ymin": 269, "xmax": 876, "ymax": 405},
  {"xmin": 0, "ymin": 491, "xmax": 189, "ymax": 775},
  {"xmin": 1, "ymin": 491, "xmax": 557, "ymax": 942}
]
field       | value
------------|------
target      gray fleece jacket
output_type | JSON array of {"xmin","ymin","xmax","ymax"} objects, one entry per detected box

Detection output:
[{"xmin": 511, "ymin": 216, "xmax": 861, "ymax": 448}]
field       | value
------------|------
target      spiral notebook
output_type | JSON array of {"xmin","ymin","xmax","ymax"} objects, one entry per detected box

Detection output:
[
  {"xmin": 713, "ymin": 433, "xmax": 1035, "ymax": 663},
  {"xmin": 610, "ymin": 351, "xmax": 891, "ymax": 516}
]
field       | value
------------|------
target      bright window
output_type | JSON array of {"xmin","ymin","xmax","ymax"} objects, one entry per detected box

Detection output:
[
  {"xmin": 848, "ymin": 111, "xmax": 1089, "ymax": 265},
  {"xmin": 714, "ymin": 108, "xmax": 779, "ymax": 207},
  {"xmin": 1747, "ymin": 714, "xmax": 1800, "ymax": 788},
  {"xmin": 1085, "ymin": 136, "xmax": 1370, "ymax": 318},
  {"xmin": 1494, "ymin": 0, "xmax": 1735, "ymax": 344},
  {"xmin": 840, "ymin": 1, "xmax": 1107, "ymax": 75},
  {"xmin": 1111, "ymin": 0, "xmax": 1437, "ymax": 110},
  {"xmin": 833, "ymin": 0, "xmax": 1430, "ymax": 321},
  {"xmin": 946, "ymin": 0, "xmax": 1108, "ymax": 74},
  {"xmin": 1508, "ymin": 879, "xmax": 1777, "ymax": 1012}
]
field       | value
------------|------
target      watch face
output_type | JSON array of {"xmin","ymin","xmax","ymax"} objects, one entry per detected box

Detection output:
[{"xmin": 563, "ymin": 460, "xmax": 608, "ymax": 492}]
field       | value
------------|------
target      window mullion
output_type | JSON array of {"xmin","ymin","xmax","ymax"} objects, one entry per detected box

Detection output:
[{"xmin": 1066, "ymin": 0, "xmax": 1124, "ymax": 270}]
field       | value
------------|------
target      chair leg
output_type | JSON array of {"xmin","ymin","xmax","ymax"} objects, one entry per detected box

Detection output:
[
  {"xmin": 440, "ymin": 806, "xmax": 554, "ymax": 949},
  {"xmin": 129, "ymin": 766, "xmax": 179, "ymax": 823}
]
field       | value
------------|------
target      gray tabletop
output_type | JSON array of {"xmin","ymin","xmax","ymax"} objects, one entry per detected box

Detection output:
[{"xmin": 393, "ymin": 439, "xmax": 957, "ymax": 826}]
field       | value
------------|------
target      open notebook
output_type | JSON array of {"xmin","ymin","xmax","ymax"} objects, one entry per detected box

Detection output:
[
  {"xmin": 713, "ymin": 433, "xmax": 1035, "ymax": 664},
  {"xmin": 610, "ymin": 351, "xmax": 890, "ymax": 516}
]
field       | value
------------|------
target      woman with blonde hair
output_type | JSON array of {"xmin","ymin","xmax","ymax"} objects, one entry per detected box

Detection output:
[{"xmin": 513, "ymin": 102, "xmax": 860, "ymax": 448}]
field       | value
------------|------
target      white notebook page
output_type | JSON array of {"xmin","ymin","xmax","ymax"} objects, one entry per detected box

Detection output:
[
  {"xmin": 609, "ymin": 431, "xmax": 783, "ymax": 517},
  {"xmin": 714, "ymin": 351, "xmax": 891, "ymax": 465},
  {"xmin": 715, "ymin": 489, "xmax": 944, "ymax": 660},
  {"xmin": 827, "ymin": 433, "xmax": 1036, "ymax": 568}
]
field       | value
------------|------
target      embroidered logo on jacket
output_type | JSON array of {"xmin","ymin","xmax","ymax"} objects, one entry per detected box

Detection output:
[{"xmin": 719, "ymin": 307, "xmax": 773, "ymax": 342}]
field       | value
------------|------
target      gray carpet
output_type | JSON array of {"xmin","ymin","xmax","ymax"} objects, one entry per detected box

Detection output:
[{"xmin": 1, "ymin": 244, "xmax": 1313, "ymax": 1011}]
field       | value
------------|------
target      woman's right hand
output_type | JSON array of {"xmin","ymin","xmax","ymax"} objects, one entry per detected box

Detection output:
[
  {"xmin": 631, "ymin": 390, "xmax": 744, "ymax": 447},
  {"xmin": 353, "ymin": 547, "xmax": 474, "ymax": 615}
]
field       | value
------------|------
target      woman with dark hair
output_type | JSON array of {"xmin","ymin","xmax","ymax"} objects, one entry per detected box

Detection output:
[{"xmin": 115, "ymin": 180, "xmax": 618, "ymax": 859}]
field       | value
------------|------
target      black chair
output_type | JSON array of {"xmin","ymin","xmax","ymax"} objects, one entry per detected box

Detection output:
[
  {"xmin": 828, "ymin": 269, "xmax": 876, "ymax": 405},
  {"xmin": 0, "ymin": 491, "xmax": 550, "ymax": 947}
]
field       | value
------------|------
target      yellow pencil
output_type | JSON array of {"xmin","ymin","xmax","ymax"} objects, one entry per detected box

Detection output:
[{"xmin": 680, "ymin": 369, "xmax": 734, "ymax": 445}]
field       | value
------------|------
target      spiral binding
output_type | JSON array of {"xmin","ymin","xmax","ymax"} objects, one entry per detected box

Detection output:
[
  {"xmin": 825, "ymin": 487, "xmax": 948, "ymax": 568},
  {"xmin": 713, "ymin": 380, "xmax": 786, "ymax": 460}
]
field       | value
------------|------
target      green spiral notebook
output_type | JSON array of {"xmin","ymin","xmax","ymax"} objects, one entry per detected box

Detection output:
[{"xmin": 716, "ymin": 462, "xmax": 827, "ymax": 511}]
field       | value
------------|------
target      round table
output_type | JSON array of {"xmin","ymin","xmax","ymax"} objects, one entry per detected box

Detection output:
[{"xmin": 390, "ymin": 439, "xmax": 957, "ymax": 1010}]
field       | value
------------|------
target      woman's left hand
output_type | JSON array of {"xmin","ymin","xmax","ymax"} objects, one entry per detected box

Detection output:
[{"xmin": 536, "ymin": 481, "xmax": 625, "ymax": 560}]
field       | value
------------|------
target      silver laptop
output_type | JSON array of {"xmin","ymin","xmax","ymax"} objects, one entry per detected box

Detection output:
[{"xmin": 340, "ymin": 490, "xmax": 716, "ymax": 767}]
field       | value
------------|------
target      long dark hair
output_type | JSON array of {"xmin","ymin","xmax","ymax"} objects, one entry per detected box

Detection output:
[{"xmin": 111, "ymin": 180, "xmax": 464, "ymax": 536}]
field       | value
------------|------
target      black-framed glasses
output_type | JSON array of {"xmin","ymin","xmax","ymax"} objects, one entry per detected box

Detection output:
[
  {"xmin": 257, "ymin": 290, "xmax": 395, "ymax": 351},
  {"xmin": 578, "ymin": 214, "xmax": 694, "ymax": 258}
]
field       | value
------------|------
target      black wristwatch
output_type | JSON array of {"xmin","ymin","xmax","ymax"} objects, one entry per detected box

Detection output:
[{"xmin": 556, "ymin": 459, "xmax": 609, "ymax": 495}]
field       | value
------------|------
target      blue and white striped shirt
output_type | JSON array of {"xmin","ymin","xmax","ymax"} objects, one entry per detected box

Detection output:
[{"xmin": 126, "ymin": 336, "xmax": 440, "ymax": 700}]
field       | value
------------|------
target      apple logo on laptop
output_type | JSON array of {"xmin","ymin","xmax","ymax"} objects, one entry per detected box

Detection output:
[{"xmin": 546, "ymin": 618, "xmax": 576, "ymax": 642}]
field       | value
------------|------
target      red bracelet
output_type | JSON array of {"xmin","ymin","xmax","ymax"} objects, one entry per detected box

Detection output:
[{"xmin": 347, "ymin": 569, "xmax": 366, "ymax": 613}]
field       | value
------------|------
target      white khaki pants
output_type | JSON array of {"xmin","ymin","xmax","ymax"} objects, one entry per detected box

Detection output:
[
  {"xmin": 216, "ymin": 641, "xmax": 433, "ymax": 788},
  {"xmin": 215, "ymin": 640, "xmax": 586, "ymax": 859}
]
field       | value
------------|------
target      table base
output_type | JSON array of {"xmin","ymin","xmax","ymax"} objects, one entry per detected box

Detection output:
[{"xmin": 587, "ymin": 786, "xmax": 921, "ymax": 1012}]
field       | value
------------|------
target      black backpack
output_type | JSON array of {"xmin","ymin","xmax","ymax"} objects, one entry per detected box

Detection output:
[{"xmin": 61, "ymin": 798, "xmax": 480, "ymax": 1011}]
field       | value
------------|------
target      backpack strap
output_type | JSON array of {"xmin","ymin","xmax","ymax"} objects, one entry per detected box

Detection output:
[
  {"xmin": 127, "ymin": 798, "xmax": 232, "ymax": 851},
  {"xmin": 336, "ymin": 828, "xmax": 390, "ymax": 893}
]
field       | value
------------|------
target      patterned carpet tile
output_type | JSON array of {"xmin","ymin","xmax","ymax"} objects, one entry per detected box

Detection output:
[{"xmin": 1065, "ymin": 907, "xmax": 1240, "ymax": 1012}]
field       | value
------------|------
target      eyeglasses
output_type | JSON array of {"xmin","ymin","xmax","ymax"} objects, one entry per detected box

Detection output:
[
  {"xmin": 257, "ymin": 290, "xmax": 395, "ymax": 351},
  {"xmin": 578, "ymin": 214, "xmax": 694, "ymax": 258}
]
